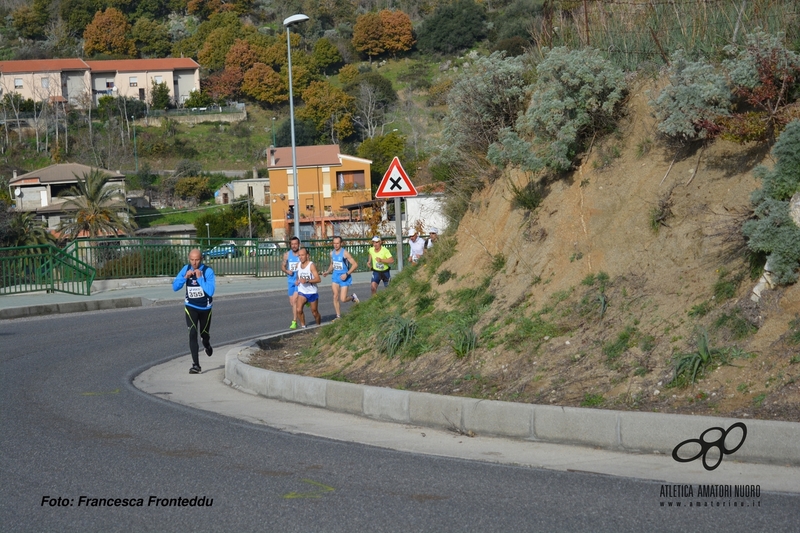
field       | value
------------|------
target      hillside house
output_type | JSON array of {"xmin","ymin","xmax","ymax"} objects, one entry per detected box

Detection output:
[
  {"xmin": 0, "ymin": 58, "xmax": 200, "ymax": 108},
  {"xmin": 266, "ymin": 145, "xmax": 372, "ymax": 240},
  {"xmin": 9, "ymin": 163, "xmax": 128, "ymax": 232}
]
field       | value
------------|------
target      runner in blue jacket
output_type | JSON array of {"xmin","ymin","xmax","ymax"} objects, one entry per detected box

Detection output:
[{"xmin": 173, "ymin": 249, "xmax": 216, "ymax": 374}]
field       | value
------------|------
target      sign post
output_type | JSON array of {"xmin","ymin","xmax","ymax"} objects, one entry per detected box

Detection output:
[{"xmin": 375, "ymin": 157, "xmax": 418, "ymax": 272}]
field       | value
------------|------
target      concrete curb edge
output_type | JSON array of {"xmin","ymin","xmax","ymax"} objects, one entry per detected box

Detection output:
[{"xmin": 224, "ymin": 339, "xmax": 800, "ymax": 467}]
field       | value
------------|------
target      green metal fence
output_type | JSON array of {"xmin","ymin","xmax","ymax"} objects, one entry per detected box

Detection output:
[
  {"xmin": 0, "ymin": 237, "xmax": 402, "ymax": 295},
  {"xmin": 0, "ymin": 244, "xmax": 96, "ymax": 296},
  {"xmin": 68, "ymin": 237, "xmax": 399, "ymax": 279}
]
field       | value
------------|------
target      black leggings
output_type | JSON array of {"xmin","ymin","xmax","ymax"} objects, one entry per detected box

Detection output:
[{"xmin": 185, "ymin": 306, "xmax": 212, "ymax": 366}]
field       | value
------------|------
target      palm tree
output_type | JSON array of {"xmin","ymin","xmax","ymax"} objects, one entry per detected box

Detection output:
[
  {"xmin": 8, "ymin": 211, "xmax": 55, "ymax": 246},
  {"xmin": 57, "ymin": 169, "xmax": 136, "ymax": 239}
]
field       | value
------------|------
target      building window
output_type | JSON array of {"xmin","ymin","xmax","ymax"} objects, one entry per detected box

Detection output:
[
  {"xmin": 305, "ymin": 199, "xmax": 314, "ymax": 211},
  {"xmin": 106, "ymin": 80, "xmax": 115, "ymax": 89},
  {"xmin": 154, "ymin": 76, "xmax": 163, "ymax": 84},
  {"xmin": 263, "ymin": 185, "xmax": 269, "ymax": 196},
  {"xmin": 129, "ymin": 76, "xmax": 138, "ymax": 87},
  {"xmin": 14, "ymin": 78, "xmax": 23, "ymax": 88},
  {"xmin": 41, "ymin": 78, "xmax": 49, "ymax": 88},
  {"xmin": 336, "ymin": 171, "xmax": 365, "ymax": 191}
]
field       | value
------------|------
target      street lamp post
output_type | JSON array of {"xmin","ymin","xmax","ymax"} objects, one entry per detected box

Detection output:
[
  {"xmin": 271, "ymin": 117, "xmax": 277, "ymax": 147},
  {"xmin": 205, "ymin": 222, "xmax": 210, "ymax": 247},
  {"xmin": 283, "ymin": 13, "xmax": 309, "ymax": 240},
  {"xmin": 131, "ymin": 115, "xmax": 138, "ymax": 172}
]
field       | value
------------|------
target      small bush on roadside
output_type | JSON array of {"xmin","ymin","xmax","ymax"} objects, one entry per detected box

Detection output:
[
  {"xmin": 651, "ymin": 50, "xmax": 730, "ymax": 141},
  {"xmin": 742, "ymin": 120, "xmax": 800, "ymax": 285}
]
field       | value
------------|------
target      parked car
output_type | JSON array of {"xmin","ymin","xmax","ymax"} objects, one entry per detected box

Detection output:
[
  {"xmin": 250, "ymin": 242, "xmax": 280, "ymax": 257},
  {"xmin": 203, "ymin": 244, "xmax": 239, "ymax": 260}
]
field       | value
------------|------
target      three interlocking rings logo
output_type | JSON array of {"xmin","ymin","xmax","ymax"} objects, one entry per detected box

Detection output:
[{"xmin": 671, "ymin": 422, "xmax": 747, "ymax": 471}]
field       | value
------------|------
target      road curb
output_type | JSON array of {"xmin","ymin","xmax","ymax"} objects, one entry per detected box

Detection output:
[
  {"xmin": 0, "ymin": 297, "xmax": 146, "ymax": 320},
  {"xmin": 225, "ymin": 336, "xmax": 800, "ymax": 467}
]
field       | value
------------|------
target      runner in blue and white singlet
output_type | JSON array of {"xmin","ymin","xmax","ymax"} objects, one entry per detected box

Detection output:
[
  {"xmin": 294, "ymin": 247, "xmax": 321, "ymax": 327},
  {"xmin": 322, "ymin": 236, "xmax": 360, "ymax": 319},
  {"xmin": 281, "ymin": 236, "xmax": 302, "ymax": 329}
]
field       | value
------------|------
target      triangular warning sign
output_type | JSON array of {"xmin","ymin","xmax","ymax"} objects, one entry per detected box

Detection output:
[{"xmin": 375, "ymin": 157, "xmax": 418, "ymax": 198}]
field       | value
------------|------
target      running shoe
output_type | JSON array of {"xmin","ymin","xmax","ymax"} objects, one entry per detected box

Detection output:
[
  {"xmin": 189, "ymin": 365, "xmax": 201, "ymax": 374},
  {"xmin": 301, "ymin": 325, "xmax": 307, "ymax": 329},
  {"xmin": 351, "ymin": 293, "xmax": 359, "ymax": 303},
  {"xmin": 203, "ymin": 339, "xmax": 213, "ymax": 356},
  {"xmin": 289, "ymin": 320, "xmax": 297, "ymax": 330}
]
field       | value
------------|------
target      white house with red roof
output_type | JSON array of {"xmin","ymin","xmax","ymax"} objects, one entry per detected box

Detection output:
[{"xmin": 0, "ymin": 58, "xmax": 200, "ymax": 108}]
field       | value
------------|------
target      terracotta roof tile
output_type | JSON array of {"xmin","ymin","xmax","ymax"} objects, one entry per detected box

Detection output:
[
  {"xmin": 267, "ymin": 145, "xmax": 345, "ymax": 169},
  {"xmin": 85, "ymin": 58, "xmax": 200, "ymax": 72},
  {"xmin": 10, "ymin": 163, "xmax": 125, "ymax": 184},
  {"xmin": 0, "ymin": 59, "xmax": 89, "ymax": 73}
]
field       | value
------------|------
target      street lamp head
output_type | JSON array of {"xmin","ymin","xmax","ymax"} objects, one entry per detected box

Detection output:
[{"xmin": 283, "ymin": 14, "xmax": 309, "ymax": 27}]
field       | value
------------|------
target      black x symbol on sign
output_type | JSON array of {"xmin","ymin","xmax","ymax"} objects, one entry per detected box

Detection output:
[{"xmin": 389, "ymin": 176, "xmax": 403, "ymax": 190}]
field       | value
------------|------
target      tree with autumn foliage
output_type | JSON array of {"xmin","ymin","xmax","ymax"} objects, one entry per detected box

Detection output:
[
  {"xmin": 379, "ymin": 10, "xmax": 415, "ymax": 57},
  {"xmin": 297, "ymin": 81, "xmax": 355, "ymax": 144},
  {"xmin": 225, "ymin": 39, "xmax": 261, "ymax": 73},
  {"xmin": 352, "ymin": 12, "xmax": 384, "ymax": 62},
  {"xmin": 83, "ymin": 8, "xmax": 137, "ymax": 57},
  {"xmin": 203, "ymin": 68, "xmax": 243, "ymax": 103},
  {"xmin": 242, "ymin": 63, "xmax": 287, "ymax": 106}
]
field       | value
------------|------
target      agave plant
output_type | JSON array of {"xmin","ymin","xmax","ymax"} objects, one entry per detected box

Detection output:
[{"xmin": 671, "ymin": 330, "xmax": 728, "ymax": 386}]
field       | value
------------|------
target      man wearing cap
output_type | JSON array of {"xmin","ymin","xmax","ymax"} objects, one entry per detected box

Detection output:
[
  {"xmin": 367, "ymin": 235, "xmax": 394, "ymax": 296},
  {"xmin": 426, "ymin": 227, "xmax": 438, "ymax": 249},
  {"xmin": 408, "ymin": 228, "xmax": 425, "ymax": 265}
]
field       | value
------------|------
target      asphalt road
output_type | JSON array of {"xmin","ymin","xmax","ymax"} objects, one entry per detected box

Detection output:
[{"xmin": 1, "ymin": 293, "xmax": 798, "ymax": 532}]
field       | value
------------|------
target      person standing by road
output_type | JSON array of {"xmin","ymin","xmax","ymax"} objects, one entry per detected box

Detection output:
[
  {"xmin": 295, "ymin": 247, "xmax": 322, "ymax": 328},
  {"xmin": 426, "ymin": 227, "xmax": 438, "ymax": 249},
  {"xmin": 321, "ymin": 235, "xmax": 359, "ymax": 320},
  {"xmin": 367, "ymin": 235, "xmax": 394, "ymax": 296},
  {"xmin": 281, "ymin": 236, "xmax": 301, "ymax": 329},
  {"xmin": 172, "ymin": 249, "xmax": 215, "ymax": 374},
  {"xmin": 407, "ymin": 228, "xmax": 425, "ymax": 265}
]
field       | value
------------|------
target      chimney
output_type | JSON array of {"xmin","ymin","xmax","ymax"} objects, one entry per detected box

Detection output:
[
  {"xmin": 269, "ymin": 146, "xmax": 276, "ymax": 167},
  {"xmin": 13, "ymin": 170, "xmax": 17, "ymax": 180}
]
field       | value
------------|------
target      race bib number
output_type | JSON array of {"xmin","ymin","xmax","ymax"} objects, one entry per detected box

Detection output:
[
  {"xmin": 288, "ymin": 261, "xmax": 299, "ymax": 272},
  {"xmin": 187, "ymin": 286, "xmax": 205, "ymax": 299},
  {"xmin": 333, "ymin": 260, "xmax": 344, "ymax": 271}
]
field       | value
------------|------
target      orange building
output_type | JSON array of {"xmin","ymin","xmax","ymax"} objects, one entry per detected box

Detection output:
[{"xmin": 266, "ymin": 145, "xmax": 372, "ymax": 239}]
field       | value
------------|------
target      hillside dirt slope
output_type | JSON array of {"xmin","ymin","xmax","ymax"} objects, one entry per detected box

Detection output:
[{"xmin": 250, "ymin": 79, "xmax": 800, "ymax": 422}]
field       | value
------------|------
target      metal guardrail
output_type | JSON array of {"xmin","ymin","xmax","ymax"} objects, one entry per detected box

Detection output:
[{"xmin": 0, "ymin": 244, "xmax": 96, "ymax": 296}]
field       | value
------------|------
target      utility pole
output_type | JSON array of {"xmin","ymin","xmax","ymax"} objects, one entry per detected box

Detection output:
[{"xmin": 131, "ymin": 115, "xmax": 138, "ymax": 172}]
